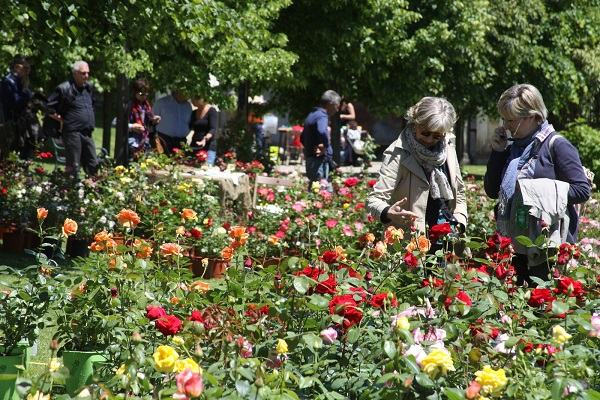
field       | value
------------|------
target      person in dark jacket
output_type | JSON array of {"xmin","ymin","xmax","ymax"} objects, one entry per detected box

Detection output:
[
  {"xmin": 47, "ymin": 61, "xmax": 98, "ymax": 179},
  {"xmin": 484, "ymin": 83, "xmax": 590, "ymax": 285},
  {"xmin": 0, "ymin": 54, "xmax": 33, "ymax": 159},
  {"xmin": 189, "ymin": 97, "xmax": 218, "ymax": 166},
  {"xmin": 301, "ymin": 90, "xmax": 340, "ymax": 191}
]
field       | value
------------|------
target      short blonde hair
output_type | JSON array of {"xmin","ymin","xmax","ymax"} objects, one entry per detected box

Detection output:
[
  {"xmin": 405, "ymin": 97, "xmax": 457, "ymax": 133},
  {"xmin": 497, "ymin": 84, "xmax": 547, "ymax": 123}
]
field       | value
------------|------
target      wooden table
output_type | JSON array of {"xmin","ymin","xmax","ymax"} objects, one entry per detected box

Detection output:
[{"xmin": 148, "ymin": 166, "xmax": 252, "ymax": 210}]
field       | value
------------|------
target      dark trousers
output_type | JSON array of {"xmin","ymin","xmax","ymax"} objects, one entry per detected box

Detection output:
[
  {"xmin": 513, "ymin": 253, "xmax": 550, "ymax": 287},
  {"xmin": 157, "ymin": 132, "xmax": 187, "ymax": 155},
  {"xmin": 63, "ymin": 130, "xmax": 98, "ymax": 179}
]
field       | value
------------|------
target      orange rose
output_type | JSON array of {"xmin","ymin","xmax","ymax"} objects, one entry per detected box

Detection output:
[
  {"xmin": 90, "ymin": 241, "xmax": 105, "ymax": 252},
  {"xmin": 268, "ymin": 235, "xmax": 279, "ymax": 245},
  {"xmin": 160, "ymin": 243, "xmax": 183, "ymax": 257},
  {"xmin": 365, "ymin": 232, "xmax": 375, "ymax": 243},
  {"xmin": 37, "ymin": 207, "xmax": 48, "ymax": 220},
  {"xmin": 384, "ymin": 226, "xmax": 404, "ymax": 244},
  {"xmin": 116, "ymin": 209, "xmax": 141, "ymax": 228},
  {"xmin": 62, "ymin": 218, "xmax": 78, "ymax": 237},
  {"xmin": 190, "ymin": 281, "xmax": 210, "ymax": 292},
  {"xmin": 372, "ymin": 241, "xmax": 387, "ymax": 259},
  {"xmin": 134, "ymin": 239, "xmax": 153, "ymax": 259},
  {"xmin": 221, "ymin": 246, "xmax": 234, "ymax": 261},
  {"xmin": 94, "ymin": 230, "xmax": 112, "ymax": 242},
  {"xmin": 229, "ymin": 226, "xmax": 247, "ymax": 239},
  {"xmin": 176, "ymin": 226, "xmax": 186, "ymax": 236},
  {"xmin": 417, "ymin": 235, "xmax": 431, "ymax": 254},
  {"xmin": 180, "ymin": 208, "xmax": 198, "ymax": 221},
  {"xmin": 334, "ymin": 246, "xmax": 347, "ymax": 262}
]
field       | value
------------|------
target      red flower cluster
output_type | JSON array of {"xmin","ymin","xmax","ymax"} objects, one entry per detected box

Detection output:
[
  {"xmin": 329, "ymin": 294, "xmax": 363, "ymax": 330},
  {"xmin": 146, "ymin": 305, "xmax": 182, "ymax": 336},
  {"xmin": 429, "ymin": 222, "xmax": 453, "ymax": 243},
  {"xmin": 343, "ymin": 177, "xmax": 359, "ymax": 187},
  {"xmin": 294, "ymin": 267, "xmax": 337, "ymax": 294},
  {"xmin": 35, "ymin": 151, "xmax": 54, "ymax": 159},
  {"xmin": 555, "ymin": 276, "xmax": 585, "ymax": 298},
  {"xmin": 557, "ymin": 243, "xmax": 580, "ymax": 265}
]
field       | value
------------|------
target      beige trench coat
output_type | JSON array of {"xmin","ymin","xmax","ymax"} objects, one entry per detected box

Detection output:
[{"xmin": 366, "ymin": 129, "xmax": 467, "ymax": 233}]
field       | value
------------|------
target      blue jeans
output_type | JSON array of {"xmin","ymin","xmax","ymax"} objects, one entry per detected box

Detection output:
[
  {"xmin": 305, "ymin": 156, "xmax": 329, "ymax": 191},
  {"xmin": 207, "ymin": 150, "xmax": 216, "ymax": 166}
]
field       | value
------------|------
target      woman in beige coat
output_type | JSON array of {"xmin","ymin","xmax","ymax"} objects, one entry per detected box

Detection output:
[{"xmin": 366, "ymin": 97, "xmax": 467, "ymax": 240}]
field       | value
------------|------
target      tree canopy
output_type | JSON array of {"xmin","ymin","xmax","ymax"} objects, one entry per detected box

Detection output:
[{"xmin": 2, "ymin": 0, "xmax": 599, "ymax": 132}]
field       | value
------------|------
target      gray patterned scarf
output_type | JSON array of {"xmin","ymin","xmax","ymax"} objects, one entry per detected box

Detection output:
[{"xmin": 405, "ymin": 126, "xmax": 454, "ymax": 200}]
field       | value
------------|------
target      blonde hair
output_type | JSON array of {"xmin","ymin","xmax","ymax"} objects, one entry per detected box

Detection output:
[
  {"xmin": 405, "ymin": 97, "xmax": 457, "ymax": 133},
  {"xmin": 497, "ymin": 84, "xmax": 547, "ymax": 123}
]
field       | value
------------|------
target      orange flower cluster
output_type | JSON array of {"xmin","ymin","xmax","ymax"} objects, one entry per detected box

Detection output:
[
  {"xmin": 384, "ymin": 226, "xmax": 404, "ymax": 244},
  {"xmin": 89, "ymin": 230, "xmax": 118, "ymax": 253},
  {"xmin": 116, "ymin": 209, "xmax": 141, "ymax": 228},
  {"xmin": 229, "ymin": 226, "xmax": 248, "ymax": 249},
  {"xmin": 406, "ymin": 235, "xmax": 431, "ymax": 254}
]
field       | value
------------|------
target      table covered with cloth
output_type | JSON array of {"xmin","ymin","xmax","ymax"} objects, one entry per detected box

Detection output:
[{"xmin": 148, "ymin": 166, "xmax": 252, "ymax": 210}]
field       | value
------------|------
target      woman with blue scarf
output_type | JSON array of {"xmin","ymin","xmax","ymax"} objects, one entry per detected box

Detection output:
[{"xmin": 485, "ymin": 84, "xmax": 590, "ymax": 286}]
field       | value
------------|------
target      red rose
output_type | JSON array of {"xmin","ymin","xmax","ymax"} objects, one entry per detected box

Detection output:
[
  {"xmin": 494, "ymin": 264, "xmax": 514, "ymax": 280},
  {"xmin": 315, "ymin": 274, "xmax": 337, "ymax": 294},
  {"xmin": 404, "ymin": 251, "xmax": 418, "ymax": 268},
  {"xmin": 528, "ymin": 288, "xmax": 556, "ymax": 307},
  {"xmin": 367, "ymin": 179, "xmax": 377, "ymax": 187},
  {"xmin": 487, "ymin": 233, "xmax": 512, "ymax": 249},
  {"xmin": 421, "ymin": 277, "xmax": 444, "ymax": 288},
  {"xmin": 329, "ymin": 294, "xmax": 363, "ymax": 330},
  {"xmin": 429, "ymin": 222, "xmax": 453, "ymax": 243},
  {"xmin": 189, "ymin": 310, "xmax": 204, "ymax": 323},
  {"xmin": 156, "ymin": 315, "xmax": 182, "ymax": 336},
  {"xmin": 344, "ymin": 177, "xmax": 359, "ymax": 187},
  {"xmin": 445, "ymin": 290, "xmax": 472, "ymax": 310},
  {"xmin": 146, "ymin": 305, "xmax": 167, "ymax": 321},
  {"xmin": 190, "ymin": 228, "xmax": 202, "ymax": 239},
  {"xmin": 319, "ymin": 250, "xmax": 338, "ymax": 264},
  {"xmin": 369, "ymin": 292, "xmax": 398, "ymax": 309},
  {"xmin": 555, "ymin": 276, "xmax": 585, "ymax": 298}
]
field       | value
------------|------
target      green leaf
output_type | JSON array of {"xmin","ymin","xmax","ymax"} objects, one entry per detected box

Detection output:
[
  {"xmin": 383, "ymin": 340, "xmax": 396, "ymax": 359},
  {"xmin": 504, "ymin": 337, "xmax": 519, "ymax": 348},
  {"xmin": 444, "ymin": 387, "xmax": 465, "ymax": 400},
  {"xmin": 515, "ymin": 235, "xmax": 533, "ymax": 247},
  {"xmin": 298, "ymin": 376, "xmax": 314, "ymax": 389},
  {"xmin": 402, "ymin": 356, "xmax": 421, "ymax": 374},
  {"xmin": 308, "ymin": 294, "xmax": 329, "ymax": 309},
  {"xmin": 293, "ymin": 276, "xmax": 310, "ymax": 294},
  {"xmin": 346, "ymin": 328, "xmax": 360, "ymax": 343},
  {"xmin": 235, "ymin": 380, "xmax": 250, "ymax": 397},
  {"xmin": 551, "ymin": 300, "xmax": 569, "ymax": 316},
  {"xmin": 303, "ymin": 333, "xmax": 323, "ymax": 349},
  {"xmin": 584, "ymin": 389, "xmax": 600, "ymax": 400}
]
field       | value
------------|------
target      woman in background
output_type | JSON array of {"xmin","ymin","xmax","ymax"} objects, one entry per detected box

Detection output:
[
  {"xmin": 190, "ymin": 97, "xmax": 218, "ymax": 166},
  {"xmin": 128, "ymin": 78, "xmax": 160, "ymax": 158}
]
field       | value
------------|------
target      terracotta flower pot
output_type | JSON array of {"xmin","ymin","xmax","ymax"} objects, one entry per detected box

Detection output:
[
  {"xmin": 66, "ymin": 237, "xmax": 91, "ymax": 258},
  {"xmin": 189, "ymin": 256, "xmax": 213, "ymax": 279}
]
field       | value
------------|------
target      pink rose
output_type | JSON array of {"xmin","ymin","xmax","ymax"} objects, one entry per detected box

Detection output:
[
  {"xmin": 326, "ymin": 219, "xmax": 338, "ymax": 229},
  {"xmin": 174, "ymin": 369, "xmax": 203, "ymax": 398},
  {"xmin": 588, "ymin": 315, "xmax": 600, "ymax": 337},
  {"xmin": 321, "ymin": 327, "xmax": 338, "ymax": 344}
]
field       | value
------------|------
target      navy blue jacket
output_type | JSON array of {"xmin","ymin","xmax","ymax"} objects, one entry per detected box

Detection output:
[
  {"xmin": 0, "ymin": 71, "xmax": 32, "ymax": 121},
  {"xmin": 485, "ymin": 131, "xmax": 590, "ymax": 243},
  {"xmin": 301, "ymin": 107, "xmax": 332, "ymax": 159}
]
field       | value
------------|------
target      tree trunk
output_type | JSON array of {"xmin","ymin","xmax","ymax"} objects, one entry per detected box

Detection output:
[{"xmin": 331, "ymin": 114, "xmax": 341, "ymax": 166}]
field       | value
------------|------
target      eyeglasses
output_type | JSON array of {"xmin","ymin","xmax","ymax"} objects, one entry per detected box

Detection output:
[
  {"xmin": 419, "ymin": 130, "xmax": 446, "ymax": 140},
  {"xmin": 77, "ymin": 71, "xmax": 90, "ymax": 76},
  {"xmin": 137, "ymin": 91, "xmax": 149, "ymax": 96}
]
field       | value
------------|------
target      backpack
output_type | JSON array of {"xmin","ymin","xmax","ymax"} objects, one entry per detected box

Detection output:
[{"xmin": 548, "ymin": 134, "xmax": 595, "ymax": 187}]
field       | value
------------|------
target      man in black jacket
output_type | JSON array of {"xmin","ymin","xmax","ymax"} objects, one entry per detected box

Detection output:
[
  {"xmin": 0, "ymin": 54, "xmax": 33, "ymax": 159},
  {"xmin": 47, "ymin": 60, "xmax": 98, "ymax": 178}
]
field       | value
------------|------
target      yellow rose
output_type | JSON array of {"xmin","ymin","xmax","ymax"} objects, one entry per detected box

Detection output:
[
  {"xmin": 48, "ymin": 357, "xmax": 61, "ymax": 372},
  {"xmin": 116, "ymin": 364, "xmax": 126, "ymax": 375},
  {"xmin": 172, "ymin": 336, "xmax": 185, "ymax": 346},
  {"xmin": 420, "ymin": 348, "xmax": 455, "ymax": 379},
  {"xmin": 276, "ymin": 339, "xmax": 288, "ymax": 354},
  {"xmin": 153, "ymin": 345, "xmax": 179, "ymax": 373},
  {"xmin": 552, "ymin": 325, "xmax": 572, "ymax": 344},
  {"xmin": 474, "ymin": 365, "xmax": 507, "ymax": 397},
  {"xmin": 395, "ymin": 315, "xmax": 410, "ymax": 331},
  {"xmin": 175, "ymin": 358, "xmax": 201, "ymax": 373},
  {"xmin": 343, "ymin": 203, "xmax": 350, "ymax": 209}
]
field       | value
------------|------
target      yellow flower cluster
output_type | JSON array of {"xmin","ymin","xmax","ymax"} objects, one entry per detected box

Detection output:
[
  {"xmin": 420, "ymin": 348, "xmax": 455, "ymax": 378},
  {"xmin": 552, "ymin": 325, "xmax": 572, "ymax": 344},
  {"xmin": 153, "ymin": 345, "xmax": 201, "ymax": 374},
  {"xmin": 474, "ymin": 365, "xmax": 507, "ymax": 397}
]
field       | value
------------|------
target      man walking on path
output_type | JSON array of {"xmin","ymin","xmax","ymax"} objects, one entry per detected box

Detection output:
[
  {"xmin": 47, "ymin": 60, "xmax": 98, "ymax": 179},
  {"xmin": 301, "ymin": 90, "xmax": 340, "ymax": 191}
]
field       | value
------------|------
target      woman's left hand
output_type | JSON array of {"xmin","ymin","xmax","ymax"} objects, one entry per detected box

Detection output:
[{"xmin": 387, "ymin": 198, "xmax": 419, "ymax": 225}]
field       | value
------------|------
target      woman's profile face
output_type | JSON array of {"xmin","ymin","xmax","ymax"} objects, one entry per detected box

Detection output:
[
  {"xmin": 415, "ymin": 123, "xmax": 446, "ymax": 147},
  {"xmin": 192, "ymin": 98, "xmax": 205, "ymax": 108}
]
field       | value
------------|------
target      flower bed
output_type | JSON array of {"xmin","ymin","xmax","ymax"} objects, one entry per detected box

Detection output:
[{"xmin": 1, "ymin": 153, "xmax": 600, "ymax": 399}]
